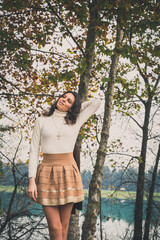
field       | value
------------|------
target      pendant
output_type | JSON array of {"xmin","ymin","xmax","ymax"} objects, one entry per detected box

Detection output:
[{"xmin": 57, "ymin": 133, "xmax": 61, "ymax": 140}]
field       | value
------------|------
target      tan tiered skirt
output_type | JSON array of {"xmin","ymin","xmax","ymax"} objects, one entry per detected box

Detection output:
[{"xmin": 35, "ymin": 153, "xmax": 84, "ymax": 206}]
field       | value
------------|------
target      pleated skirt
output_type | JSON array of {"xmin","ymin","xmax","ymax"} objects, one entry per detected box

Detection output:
[{"xmin": 35, "ymin": 152, "xmax": 84, "ymax": 206}]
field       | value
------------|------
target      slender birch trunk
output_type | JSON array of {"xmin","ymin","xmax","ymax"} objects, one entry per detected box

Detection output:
[
  {"xmin": 133, "ymin": 74, "xmax": 160, "ymax": 240},
  {"xmin": 143, "ymin": 144, "xmax": 160, "ymax": 240},
  {"xmin": 81, "ymin": 16, "xmax": 123, "ymax": 240},
  {"xmin": 133, "ymin": 99, "xmax": 152, "ymax": 240},
  {"xmin": 68, "ymin": 1, "xmax": 99, "ymax": 239}
]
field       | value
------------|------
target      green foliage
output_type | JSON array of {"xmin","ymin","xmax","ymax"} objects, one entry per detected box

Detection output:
[{"xmin": 0, "ymin": 0, "xmax": 159, "ymax": 120}]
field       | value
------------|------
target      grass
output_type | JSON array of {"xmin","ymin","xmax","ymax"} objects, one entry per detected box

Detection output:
[
  {"xmin": 1, "ymin": 186, "xmax": 160, "ymax": 201},
  {"xmin": 83, "ymin": 189, "xmax": 160, "ymax": 201},
  {"xmin": 0, "ymin": 186, "xmax": 26, "ymax": 193}
]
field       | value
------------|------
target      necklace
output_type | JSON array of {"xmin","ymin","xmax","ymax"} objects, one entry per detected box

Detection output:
[{"xmin": 52, "ymin": 117, "xmax": 64, "ymax": 140}]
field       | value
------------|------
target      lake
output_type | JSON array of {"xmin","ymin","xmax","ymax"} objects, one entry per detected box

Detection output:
[{"xmin": 0, "ymin": 190, "xmax": 160, "ymax": 239}]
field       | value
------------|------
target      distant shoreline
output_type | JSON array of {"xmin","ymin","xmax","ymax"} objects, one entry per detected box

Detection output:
[
  {"xmin": 1, "ymin": 186, "xmax": 160, "ymax": 201},
  {"xmin": 83, "ymin": 189, "xmax": 160, "ymax": 201}
]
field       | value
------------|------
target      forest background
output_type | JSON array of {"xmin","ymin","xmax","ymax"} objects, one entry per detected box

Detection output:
[{"xmin": 0, "ymin": 0, "xmax": 160, "ymax": 240}]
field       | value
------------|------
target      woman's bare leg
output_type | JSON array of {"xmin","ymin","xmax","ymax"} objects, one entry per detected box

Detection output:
[
  {"xmin": 43, "ymin": 205, "xmax": 63, "ymax": 240},
  {"xmin": 59, "ymin": 202, "xmax": 74, "ymax": 240}
]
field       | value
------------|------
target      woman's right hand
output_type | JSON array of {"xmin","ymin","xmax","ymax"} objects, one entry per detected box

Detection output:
[{"xmin": 27, "ymin": 177, "xmax": 37, "ymax": 202}]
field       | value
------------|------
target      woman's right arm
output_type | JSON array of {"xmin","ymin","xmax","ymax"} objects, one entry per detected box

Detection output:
[
  {"xmin": 27, "ymin": 117, "xmax": 41, "ymax": 201},
  {"xmin": 78, "ymin": 99, "xmax": 101, "ymax": 125}
]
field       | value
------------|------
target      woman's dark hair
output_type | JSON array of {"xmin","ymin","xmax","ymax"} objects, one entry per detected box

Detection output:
[{"xmin": 43, "ymin": 91, "xmax": 81, "ymax": 125}]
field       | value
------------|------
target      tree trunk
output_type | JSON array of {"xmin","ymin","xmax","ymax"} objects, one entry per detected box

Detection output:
[
  {"xmin": 143, "ymin": 144, "xmax": 160, "ymax": 240},
  {"xmin": 67, "ymin": 210, "xmax": 80, "ymax": 240},
  {"xmin": 78, "ymin": 0, "xmax": 99, "ymax": 101},
  {"xmin": 68, "ymin": 1, "xmax": 99, "ymax": 239},
  {"xmin": 81, "ymin": 17, "xmax": 123, "ymax": 240},
  {"xmin": 133, "ymin": 99, "xmax": 152, "ymax": 240}
]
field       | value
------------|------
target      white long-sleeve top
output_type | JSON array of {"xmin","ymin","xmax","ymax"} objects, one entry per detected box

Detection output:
[{"xmin": 28, "ymin": 99, "xmax": 101, "ymax": 178}]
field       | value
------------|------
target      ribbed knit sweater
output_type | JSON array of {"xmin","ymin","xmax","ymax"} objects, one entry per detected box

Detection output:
[{"xmin": 28, "ymin": 99, "xmax": 101, "ymax": 178}]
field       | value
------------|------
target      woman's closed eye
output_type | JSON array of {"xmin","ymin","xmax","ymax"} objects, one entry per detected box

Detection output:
[
  {"xmin": 68, "ymin": 99, "xmax": 72, "ymax": 104},
  {"xmin": 62, "ymin": 95, "xmax": 72, "ymax": 104}
]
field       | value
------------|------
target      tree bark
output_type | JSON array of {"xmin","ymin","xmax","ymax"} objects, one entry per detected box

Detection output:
[
  {"xmin": 68, "ymin": 1, "xmax": 99, "ymax": 239},
  {"xmin": 78, "ymin": 0, "xmax": 99, "ymax": 101},
  {"xmin": 143, "ymin": 144, "xmax": 160, "ymax": 240},
  {"xmin": 67, "ymin": 210, "xmax": 80, "ymax": 240},
  {"xmin": 81, "ymin": 16, "xmax": 123, "ymax": 240},
  {"xmin": 133, "ymin": 99, "xmax": 152, "ymax": 240},
  {"xmin": 133, "ymin": 65, "xmax": 160, "ymax": 240}
]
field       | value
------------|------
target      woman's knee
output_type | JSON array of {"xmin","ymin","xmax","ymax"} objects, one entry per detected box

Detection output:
[
  {"xmin": 49, "ymin": 223, "xmax": 62, "ymax": 237},
  {"xmin": 43, "ymin": 206, "xmax": 63, "ymax": 238}
]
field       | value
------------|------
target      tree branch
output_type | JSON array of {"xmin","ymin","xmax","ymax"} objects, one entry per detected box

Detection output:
[
  {"xmin": 0, "ymin": 135, "xmax": 23, "ymax": 234},
  {"xmin": 154, "ymin": 75, "xmax": 160, "ymax": 89},
  {"xmin": 45, "ymin": 0, "xmax": 85, "ymax": 56},
  {"xmin": 136, "ymin": 94, "xmax": 146, "ymax": 105},
  {"xmin": 106, "ymin": 152, "xmax": 139, "ymax": 160},
  {"xmin": 137, "ymin": 62, "xmax": 151, "ymax": 92},
  {"xmin": 0, "ymin": 75, "xmax": 24, "ymax": 93},
  {"xmin": 30, "ymin": 48, "xmax": 76, "ymax": 65},
  {"xmin": 0, "ymin": 92, "xmax": 55, "ymax": 97},
  {"xmin": 129, "ymin": 115, "xmax": 143, "ymax": 129}
]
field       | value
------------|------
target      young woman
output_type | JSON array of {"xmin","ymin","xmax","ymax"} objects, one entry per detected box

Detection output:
[{"xmin": 27, "ymin": 91, "xmax": 100, "ymax": 240}]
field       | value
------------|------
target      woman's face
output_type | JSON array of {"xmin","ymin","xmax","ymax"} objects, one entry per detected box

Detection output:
[{"xmin": 57, "ymin": 93, "xmax": 75, "ymax": 112}]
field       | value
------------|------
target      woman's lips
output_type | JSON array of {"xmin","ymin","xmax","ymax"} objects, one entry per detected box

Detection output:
[{"xmin": 59, "ymin": 101, "xmax": 64, "ymax": 106}]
